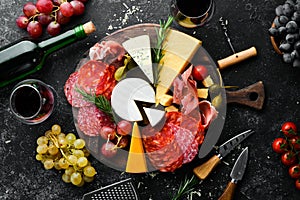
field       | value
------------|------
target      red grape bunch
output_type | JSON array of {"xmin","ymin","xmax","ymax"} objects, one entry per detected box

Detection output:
[{"xmin": 16, "ymin": 0, "xmax": 88, "ymax": 38}]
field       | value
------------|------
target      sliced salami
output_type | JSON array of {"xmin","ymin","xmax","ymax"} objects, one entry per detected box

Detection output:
[
  {"xmin": 64, "ymin": 72, "xmax": 91, "ymax": 107},
  {"xmin": 143, "ymin": 111, "xmax": 202, "ymax": 171},
  {"xmin": 77, "ymin": 105, "xmax": 115, "ymax": 136}
]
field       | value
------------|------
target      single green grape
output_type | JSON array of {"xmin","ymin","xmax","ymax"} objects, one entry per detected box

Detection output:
[
  {"xmin": 72, "ymin": 149, "xmax": 84, "ymax": 158},
  {"xmin": 37, "ymin": 136, "xmax": 48, "ymax": 145},
  {"xmin": 62, "ymin": 173, "xmax": 71, "ymax": 183},
  {"xmin": 83, "ymin": 166, "xmax": 96, "ymax": 177},
  {"xmin": 36, "ymin": 144, "xmax": 48, "ymax": 154},
  {"xmin": 67, "ymin": 155, "xmax": 78, "ymax": 165},
  {"xmin": 58, "ymin": 133, "xmax": 66, "ymax": 139},
  {"xmin": 76, "ymin": 179, "xmax": 85, "ymax": 187},
  {"xmin": 77, "ymin": 157, "xmax": 88, "ymax": 168},
  {"xmin": 58, "ymin": 138, "xmax": 68, "ymax": 148},
  {"xmin": 54, "ymin": 160, "xmax": 62, "ymax": 170},
  {"xmin": 74, "ymin": 139, "xmax": 85, "ymax": 149},
  {"xmin": 36, "ymin": 154, "xmax": 44, "ymax": 161},
  {"xmin": 44, "ymin": 159, "xmax": 54, "ymax": 170},
  {"xmin": 51, "ymin": 124, "xmax": 61, "ymax": 135},
  {"xmin": 48, "ymin": 144, "xmax": 59, "ymax": 155},
  {"xmin": 58, "ymin": 158, "xmax": 69, "ymax": 169},
  {"xmin": 66, "ymin": 133, "xmax": 76, "ymax": 144},
  {"xmin": 70, "ymin": 172, "xmax": 82, "ymax": 186},
  {"xmin": 65, "ymin": 167, "xmax": 75, "ymax": 176}
]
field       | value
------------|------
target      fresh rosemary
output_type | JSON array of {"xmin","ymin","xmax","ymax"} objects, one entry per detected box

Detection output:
[
  {"xmin": 171, "ymin": 175, "xmax": 198, "ymax": 200},
  {"xmin": 75, "ymin": 87, "xmax": 113, "ymax": 119},
  {"xmin": 153, "ymin": 16, "xmax": 174, "ymax": 86}
]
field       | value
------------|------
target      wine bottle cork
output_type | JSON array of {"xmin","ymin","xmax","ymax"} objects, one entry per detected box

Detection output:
[
  {"xmin": 83, "ymin": 21, "xmax": 96, "ymax": 35},
  {"xmin": 217, "ymin": 46, "xmax": 257, "ymax": 69}
]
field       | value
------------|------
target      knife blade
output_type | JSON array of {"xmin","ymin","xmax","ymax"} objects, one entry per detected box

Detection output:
[
  {"xmin": 218, "ymin": 147, "xmax": 249, "ymax": 200},
  {"xmin": 193, "ymin": 129, "xmax": 254, "ymax": 180}
]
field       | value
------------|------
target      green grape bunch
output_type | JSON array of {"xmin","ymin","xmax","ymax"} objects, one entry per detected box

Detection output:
[{"xmin": 35, "ymin": 124, "xmax": 97, "ymax": 187}]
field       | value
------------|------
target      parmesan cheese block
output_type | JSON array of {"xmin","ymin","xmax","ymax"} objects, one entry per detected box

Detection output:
[
  {"xmin": 165, "ymin": 105, "xmax": 178, "ymax": 112},
  {"xmin": 156, "ymin": 30, "xmax": 202, "ymax": 103},
  {"xmin": 126, "ymin": 122, "xmax": 147, "ymax": 173},
  {"xmin": 159, "ymin": 94, "xmax": 173, "ymax": 106}
]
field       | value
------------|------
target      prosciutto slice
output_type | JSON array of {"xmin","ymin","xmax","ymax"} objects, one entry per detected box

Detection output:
[{"xmin": 89, "ymin": 41, "xmax": 125, "ymax": 66}]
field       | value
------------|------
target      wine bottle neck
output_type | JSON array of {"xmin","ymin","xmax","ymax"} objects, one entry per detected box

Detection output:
[{"xmin": 38, "ymin": 25, "xmax": 87, "ymax": 54}]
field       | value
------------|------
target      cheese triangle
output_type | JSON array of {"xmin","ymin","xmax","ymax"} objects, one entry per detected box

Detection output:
[
  {"xmin": 122, "ymin": 35, "xmax": 154, "ymax": 83},
  {"xmin": 126, "ymin": 122, "xmax": 147, "ymax": 173},
  {"xmin": 155, "ymin": 30, "xmax": 202, "ymax": 104}
]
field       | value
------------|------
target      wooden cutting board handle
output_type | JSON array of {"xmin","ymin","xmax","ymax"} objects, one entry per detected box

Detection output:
[
  {"xmin": 226, "ymin": 81, "xmax": 265, "ymax": 110},
  {"xmin": 218, "ymin": 47, "xmax": 257, "ymax": 69}
]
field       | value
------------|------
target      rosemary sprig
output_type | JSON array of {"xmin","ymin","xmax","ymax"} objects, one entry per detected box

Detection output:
[
  {"xmin": 153, "ymin": 16, "xmax": 174, "ymax": 86},
  {"xmin": 75, "ymin": 87, "xmax": 113, "ymax": 119},
  {"xmin": 171, "ymin": 175, "xmax": 198, "ymax": 200}
]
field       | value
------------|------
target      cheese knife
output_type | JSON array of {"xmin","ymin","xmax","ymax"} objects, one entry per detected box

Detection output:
[
  {"xmin": 194, "ymin": 129, "xmax": 254, "ymax": 180},
  {"xmin": 218, "ymin": 147, "xmax": 249, "ymax": 200}
]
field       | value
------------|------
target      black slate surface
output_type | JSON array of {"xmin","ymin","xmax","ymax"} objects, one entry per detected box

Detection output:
[{"xmin": 1, "ymin": 0, "xmax": 300, "ymax": 199}]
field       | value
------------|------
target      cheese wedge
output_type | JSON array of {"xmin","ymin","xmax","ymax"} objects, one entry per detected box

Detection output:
[
  {"xmin": 165, "ymin": 105, "xmax": 178, "ymax": 112},
  {"xmin": 156, "ymin": 30, "xmax": 202, "ymax": 103},
  {"xmin": 122, "ymin": 35, "xmax": 154, "ymax": 83},
  {"xmin": 126, "ymin": 122, "xmax": 147, "ymax": 173}
]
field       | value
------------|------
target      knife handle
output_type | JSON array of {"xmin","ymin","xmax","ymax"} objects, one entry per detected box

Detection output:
[
  {"xmin": 218, "ymin": 181, "xmax": 237, "ymax": 200},
  {"xmin": 193, "ymin": 155, "xmax": 221, "ymax": 180}
]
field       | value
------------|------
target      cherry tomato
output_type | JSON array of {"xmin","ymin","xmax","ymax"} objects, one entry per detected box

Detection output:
[
  {"xmin": 289, "ymin": 164, "xmax": 300, "ymax": 179},
  {"xmin": 281, "ymin": 151, "xmax": 297, "ymax": 166},
  {"xmin": 272, "ymin": 138, "xmax": 288, "ymax": 154},
  {"xmin": 290, "ymin": 136, "xmax": 300, "ymax": 150},
  {"xmin": 192, "ymin": 65, "xmax": 208, "ymax": 81},
  {"xmin": 296, "ymin": 179, "xmax": 300, "ymax": 190},
  {"xmin": 281, "ymin": 122, "xmax": 298, "ymax": 138}
]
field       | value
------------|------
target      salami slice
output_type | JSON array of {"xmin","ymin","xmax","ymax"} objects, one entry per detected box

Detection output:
[
  {"xmin": 64, "ymin": 72, "xmax": 91, "ymax": 107},
  {"xmin": 77, "ymin": 105, "xmax": 115, "ymax": 136}
]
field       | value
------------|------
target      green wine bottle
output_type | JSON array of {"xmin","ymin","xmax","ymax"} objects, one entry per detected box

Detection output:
[{"xmin": 0, "ymin": 21, "xmax": 96, "ymax": 87}]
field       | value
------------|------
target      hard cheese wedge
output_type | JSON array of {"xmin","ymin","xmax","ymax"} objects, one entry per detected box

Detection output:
[
  {"xmin": 126, "ymin": 122, "xmax": 147, "ymax": 173},
  {"xmin": 122, "ymin": 35, "xmax": 154, "ymax": 83},
  {"xmin": 155, "ymin": 30, "xmax": 202, "ymax": 103}
]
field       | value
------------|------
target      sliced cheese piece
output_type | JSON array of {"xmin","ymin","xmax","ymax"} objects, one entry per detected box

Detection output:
[
  {"xmin": 197, "ymin": 88, "xmax": 209, "ymax": 99},
  {"xmin": 202, "ymin": 75, "xmax": 214, "ymax": 87},
  {"xmin": 159, "ymin": 94, "xmax": 173, "ymax": 106},
  {"xmin": 122, "ymin": 35, "xmax": 154, "ymax": 83},
  {"xmin": 143, "ymin": 107, "xmax": 165, "ymax": 127},
  {"xmin": 126, "ymin": 122, "xmax": 147, "ymax": 173},
  {"xmin": 155, "ymin": 30, "xmax": 202, "ymax": 103},
  {"xmin": 165, "ymin": 105, "xmax": 178, "ymax": 112}
]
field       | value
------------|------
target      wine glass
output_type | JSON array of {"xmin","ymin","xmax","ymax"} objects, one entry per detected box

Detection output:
[
  {"xmin": 9, "ymin": 79, "xmax": 56, "ymax": 125},
  {"xmin": 170, "ymin": 0, "xmax": 216, "ymax": 28}
]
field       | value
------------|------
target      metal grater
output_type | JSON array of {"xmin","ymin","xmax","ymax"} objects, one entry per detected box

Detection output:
[{"xmin": 82, "ymin": 178, "xmax": 140, "ymax": 200}]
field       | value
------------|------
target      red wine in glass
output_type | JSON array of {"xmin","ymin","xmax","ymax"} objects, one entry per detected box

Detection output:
[
  {"xmin": 171, "ymin": 0, "xmax": 215, "ymax": 28},
  {"xmin": 10, "ymin": 79, "xmax": 56, "ymax": 124}
]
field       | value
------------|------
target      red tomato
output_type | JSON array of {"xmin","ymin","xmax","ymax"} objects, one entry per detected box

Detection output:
[
  {"xmin": 289, "ymin": 165, "xmax": 300, "ymax": 179},
  {"xmin": 290, "ymin": 136, "xmax": 300, "ymax": 150},
  {"xmin": 296, "ymin": 179, "xmax": 300, "ymax": 190},
  {"xmin": 281, "ymin": 122, "xmax": 297, "ymax": 138},
  {"xmin": 281, "ymin": 151, "xmax": 297, "ymax": 166},
  {"xmin": 272, "ymin": 138, "xmax": 288, "ymax": 154},
  {"xmin": 192, "ymin": 65, "xmax": 208, "ymax": 81}
]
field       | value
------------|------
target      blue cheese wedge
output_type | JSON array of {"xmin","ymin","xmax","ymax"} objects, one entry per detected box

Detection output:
[{"xmin": 122, "ymin": 35, "xmax": 154, "ymax": 83}]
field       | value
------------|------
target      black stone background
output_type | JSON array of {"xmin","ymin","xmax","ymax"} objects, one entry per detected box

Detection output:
[{"xmin": 1, "ymin": 0, "xmax": 300, "ymax": 199}]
